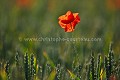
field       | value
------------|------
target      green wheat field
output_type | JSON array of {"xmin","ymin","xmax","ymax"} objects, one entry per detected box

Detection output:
[{"xmin": 0, "ymin": 0, "xmax": 120, "ymax": 80}]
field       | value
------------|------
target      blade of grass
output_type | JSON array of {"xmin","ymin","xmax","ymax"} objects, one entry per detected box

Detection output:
[
  {"xmin": 47, "ymin": 69, "xmax": 56, "ymax": 80},
  {"xmin": 67, "ymin": 69, "xmax": 80, "ymax": 80},
  {"xmin": 43, "ymin": 51, "xmax": 55, "ymax": 68}
]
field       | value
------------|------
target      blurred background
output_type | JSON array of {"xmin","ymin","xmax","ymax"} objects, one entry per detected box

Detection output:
[{"xmin": 0, "ymin": 0, "xmax": 120, "ymax": 79}]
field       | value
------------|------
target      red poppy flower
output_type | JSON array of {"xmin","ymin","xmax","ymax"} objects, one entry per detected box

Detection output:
[
  {"xmin": 106, "ymin": 0, "xmax": 120, "ymax": 10},
  {"xmin": 58, "ymin": 11, "xmax": 80, "ymax": 32},
  {"xmin": 16, "ymin": 0, "xmax": 34, "ymax": 8},
  {"xmin": 109, "ymin": 75, "xmax": 116, "ymax": 80}
]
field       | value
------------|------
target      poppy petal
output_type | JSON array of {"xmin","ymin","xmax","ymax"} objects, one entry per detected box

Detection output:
[
  {"xmin": 73, "ymin": 13, "xmax": 80, "ymax": 23},
  {"xmin": 73, "ymin": 13, "xmax": 79, "ymax": 17},
  {"xmin": 59, "ymin": 11, "xmax": 74, "ymax": 24},
  {"xmin": 58, "ymin": 20, "xmax": 66, "ymax": 28},
  {"xmin": 66, "ymin": 11, "xmax": 74, "ymax": 22},
  {"xmin": 59, "ymin": 15, "xmax": 71, "ymax": 24},
  {"xmin": 65, "ymin": 24, "xmax": 74, "ymax": 32},
  {"xmin": 58, "ymin": 15, "xmax": 66, "ymax": 20},
  {"xmin": 71, "ymin": 21, "xmax": 77, "ymax": 28}
]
